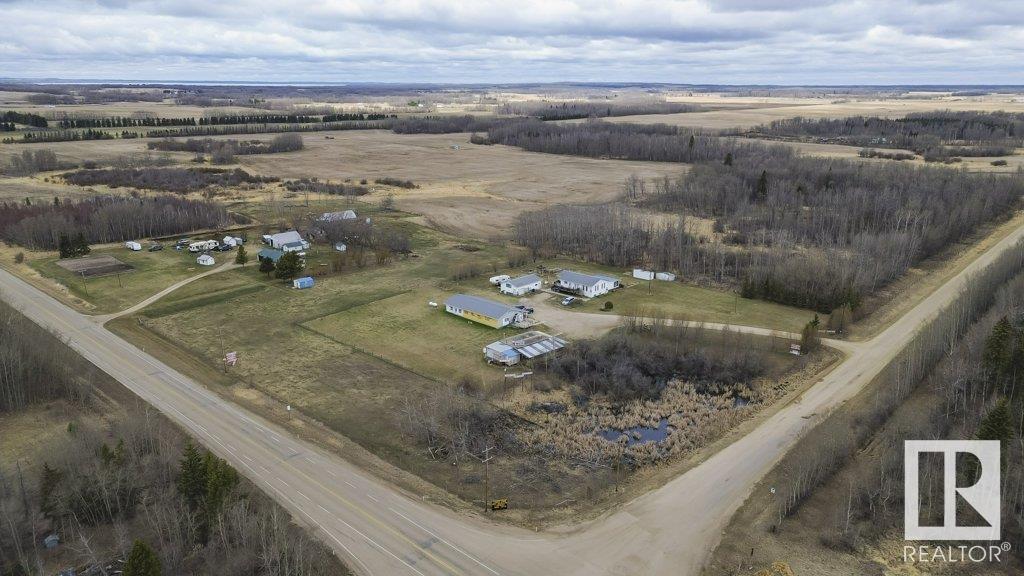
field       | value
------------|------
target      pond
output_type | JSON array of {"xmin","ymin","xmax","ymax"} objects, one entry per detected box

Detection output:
[{"xmin": 598, "ymin": 418, "xmax": 672, "ymax": 446}]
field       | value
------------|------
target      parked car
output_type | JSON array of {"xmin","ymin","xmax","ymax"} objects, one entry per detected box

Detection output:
[
  {"xmin": 148, "ymin": 243, "xmax": 163, "ymax": 252},
  {"xmin": 175, "ymin": 238, "xmax": 190, "ymax": 247},
  {"xmin": 561, "ymin": 296, "xmax": 575, "ymax": 306},
  {"xmin": 214, "ymin": 244, "xmax": 233, "ymax": 252}
]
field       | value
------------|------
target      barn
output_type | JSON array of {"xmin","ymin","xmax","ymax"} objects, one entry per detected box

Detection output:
[
  {"xmin": 556, "ymin": 270, "xmax": 620, "ymax": 298},
  {"xmin": 500, "ymin": 274, "xmax": 542, "ymax": 296},
  {"xmin": 445, "ymin": 294, "xmax": 525, "ymax": 328}
]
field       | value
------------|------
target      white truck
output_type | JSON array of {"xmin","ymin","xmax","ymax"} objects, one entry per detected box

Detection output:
[
  {"xmin": 188, "ymin": 240, "xmax": 219, "ymax": 253},
  {"xmin": 124, "ymin": 241, "xmax": 142, "ymax": 251}
]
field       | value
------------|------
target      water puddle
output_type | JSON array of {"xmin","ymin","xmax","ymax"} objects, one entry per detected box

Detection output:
[{"xmin": 598, "ymin": 418, "xmax": 672, "ymax": 446}]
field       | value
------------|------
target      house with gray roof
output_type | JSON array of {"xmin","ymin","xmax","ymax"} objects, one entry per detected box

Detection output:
[
  {"xmin": 556, "ymin": 270, "xmax": 620, "ymax": 298},
  {"xmin": 499, "ymin": 274, "xmax": 542, "ymax": 296},
  {"xmin": 444, "ymin": 294, "xmax": 525, "ymax": 328},
  {"xmin": 264, "ymin": 230, "xmax": 310, "ymax": 251}
]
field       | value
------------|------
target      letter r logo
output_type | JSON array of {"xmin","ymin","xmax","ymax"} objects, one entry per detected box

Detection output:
[{"xmin": 905, "ymin": 440, "xmax": 1000, "ymax": 540}]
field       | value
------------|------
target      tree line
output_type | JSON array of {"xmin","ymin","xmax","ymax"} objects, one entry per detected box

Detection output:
[
  {"xmin": 1, "ymin": 110, "xmax": 48, "ymax": 128},
  {"xmin": 147, "ymin": 134, "xmax": 304, "ymax": 163},
  {"xmin": 0, "ymin": 195, "xmax": 228, "ymax": 249},
  {"xmin": 498, "ymin": 100, "xmax": 704, "ymax": 120},
  {"xmin": 749, "ymin": 111, "xmax": 1024, "ymax": 159},
  {"xmin": 62, "ymin": 166, "xmax": 277, "ymax": 193}
]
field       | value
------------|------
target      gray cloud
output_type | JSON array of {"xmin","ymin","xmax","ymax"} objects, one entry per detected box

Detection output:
[{"xmin": 1, "ymin": 0, "xmax": 1022, "ymax": 83}]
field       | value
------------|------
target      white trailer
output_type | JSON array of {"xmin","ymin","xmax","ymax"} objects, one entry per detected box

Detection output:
[{"xmin": 188, "ymin": 240, "xmax": 219, "ymax": 253}]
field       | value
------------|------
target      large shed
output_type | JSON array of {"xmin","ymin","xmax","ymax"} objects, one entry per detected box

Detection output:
[{"xmin": 484, "ymin": 331, "xmax": 567, "ymax": 365}]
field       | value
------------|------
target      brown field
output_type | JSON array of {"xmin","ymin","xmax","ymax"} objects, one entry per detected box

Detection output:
[
  {"xmin": 235, "ymin": 130, "xmax": 682, "ymax": 238},
  {"xmin": 607, "ymin": 94, "xmax": 1024, "ymax": 130}
]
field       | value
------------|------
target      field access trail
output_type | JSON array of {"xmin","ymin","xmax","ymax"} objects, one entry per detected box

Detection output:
[{"xmin": 4, "ymin": 219, "xmax": 1024, "ymax": 575}]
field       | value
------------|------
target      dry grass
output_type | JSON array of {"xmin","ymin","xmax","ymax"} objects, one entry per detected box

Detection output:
[{"xmin": 607, "ymin": 94, "xmax": 1024, "ymax": 130}]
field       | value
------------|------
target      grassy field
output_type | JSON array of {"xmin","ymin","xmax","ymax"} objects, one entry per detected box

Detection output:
[
  {"xmin": 304, "ymin": 289, "xmax": 525, "ymax": 384},
  {"xmin": 28, "ymin": 244, "xmax": 212, "ymax": 314}
]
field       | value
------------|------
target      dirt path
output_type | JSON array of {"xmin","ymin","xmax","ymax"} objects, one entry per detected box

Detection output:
[{"xmin": 94, "ymin": 261, "xmax": 239, "ymax": 322}]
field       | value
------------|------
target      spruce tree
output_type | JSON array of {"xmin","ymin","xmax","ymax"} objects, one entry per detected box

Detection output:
[
  {"xmin": 57, "ymin": 233, "xmax": 72, "ymax": 259},
  {"xmin": 259, "ymin": 257, "xmax": 275, "ymax": 277},
  {"xmin": 983, "ymin": 317, "xmax": 1014, "ymax": 376},
  {"xmin": 39, "ymin": 463, "xmax": 63, "ymax": 519},
  {"xmin": 723, "ymin": 152, "xmax": 733, "ymax": 166},
  {"xmin": 754, "ymin": 170, "xmax": 768, "ymax": 202},
  {"xmin": 123, "ymin": 540, "xmax": 162, "ymax": 576},
  {"xmin": 234, "ymin": 244, "xmax": 248, "ymax": 266},
  {"xmin": 976, "ymin": 398, "xmax": 1012, "ymax": 474},
  {"xmin": 274, "ymin": 251, "xmax": 303, "ymax": 280},
  {"xmin": 177, "ymin": 440, "xmax": 207, "ymax": 508}
]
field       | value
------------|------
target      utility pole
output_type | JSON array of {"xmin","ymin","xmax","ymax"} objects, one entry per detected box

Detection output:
[{"xmin": 473, "ymin": 443, "xmax": 495, "ymax": 512}]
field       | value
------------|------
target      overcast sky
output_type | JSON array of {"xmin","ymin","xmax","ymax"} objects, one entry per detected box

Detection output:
[{"xmin": 2, "ymin": 0, "xmax": 1023, "ymax": 84}]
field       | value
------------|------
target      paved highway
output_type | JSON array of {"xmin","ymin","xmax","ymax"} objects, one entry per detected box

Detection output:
[{"xmin": 3, "ymin": 220, "xmax": 1022, "ymax": 575}]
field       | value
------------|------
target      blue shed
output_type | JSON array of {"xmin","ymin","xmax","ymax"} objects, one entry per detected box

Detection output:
[{"xmin": 292, "ymin": 276, "xmax": 314, "ymax": 289}]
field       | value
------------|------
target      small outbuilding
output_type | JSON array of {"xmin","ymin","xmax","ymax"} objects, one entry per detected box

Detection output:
[
  {"xmin": 197, "ymin": 254, "xmax": 215, "ymax": 266},
  {"xmin": 500, "ymin": 274, "xmax": 542, "ymax": 296},
  {"xmin": 292, "ymin": 276, "xmax": 314, "ymax": 289},
  {"xmin": 655, "ymin": 272, "xmax": 676, "ymax": 281},
  {"xmin": 632, "ymin": 269, "xmax": 655, "ymax": 280},
  {"xmin": 334, "ymin": 241, "xmax": 347, "ymax": 252}
]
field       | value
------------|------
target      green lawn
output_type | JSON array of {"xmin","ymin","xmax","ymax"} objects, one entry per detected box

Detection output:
[
  {"xmin": 304, "ymin": 290, "xmax": 522, "ymax": 384},
  {"xmin": 30, "ymin": 246, "xmax": 209, "ymax": 314},
  {"xmin": 578, "ymin": 276, "xmax": 820, "ymax": 333}
]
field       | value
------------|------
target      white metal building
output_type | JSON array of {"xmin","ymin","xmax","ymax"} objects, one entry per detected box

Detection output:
[{"xmin": 445, "ymin": 294, "xmax": 525, "ymax": 328}]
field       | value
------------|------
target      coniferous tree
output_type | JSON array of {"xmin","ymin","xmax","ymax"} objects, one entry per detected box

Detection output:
[
  {"xmin": 983, "ymin": 317, "xmax": 1014, "ymax": 376},
  {"xmin": 274, "ymin": 251, "xmax": 303, "ymax": 279},
  {"xmin": 177, "ymin": 440, "xmax": 207, "ymax": 508},
  {"xmin": 39, "ymin": 462, "xmax": 63, "ymax": 519},
  {"xmin": 753, "ymin": 170, "xmax": 769, "ymax": 202},
  {"xmin": 123, "ymin": 540, "xmax": 162, "ymax": 576},
  {"xmin": 723, "ymin": 152, "xmax": 733, "ymax": 166},
  {"xmin": 259, "ymin": 257, "xmax": 275, "ymax": 277},
  {"xmin": 976, "ymin": 398, "xmax": 1012, "ymax": 474},
  {"xmin": 234, "ymin": 244, "xmax": 248, "ymax": 266}
]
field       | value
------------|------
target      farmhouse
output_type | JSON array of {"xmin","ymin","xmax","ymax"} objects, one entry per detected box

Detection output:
[
  {"xmin": 264, "ymin": 230, "xmax": 310, "ymax": 251},
  {"xmin": 484, "ymin": 331, "xmax": 567, "ymax": 365},
  {"xmin": 445, "ymin": 294, "xmax": 525, "ymax": 328},
  {"xmin": 500, "ymin": 274, "xmax": 542, "ymax": 296},
  {"xmin": 556, "ymin": 270, "xmax": 620, "ymax": 298}
]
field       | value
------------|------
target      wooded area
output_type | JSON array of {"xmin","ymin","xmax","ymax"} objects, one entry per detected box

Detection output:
[
  {"xmin": 0, "ymin": 195, "xmax": 228, "ymax": 249},
  {"xmin": 62, "ymin": 166, "xmax": 276, "ymax": 193},
  {"xmin": 0, "ymin": 302, "xmax": 346, "ymax": 575},
  {"xmin": 147, "ymin": 134, "xmax": 304, "ymax": 163},
  {"xmin": 766, "ymin": 237, "xmax": 1024, "ymax": 555},
  {"xmin": 750, "ymin": 111, "xmax": 1024, "ymax": 159},
  {"xmin": 498, "ymin": 101, "xmax": 704, "ymax": 120}
]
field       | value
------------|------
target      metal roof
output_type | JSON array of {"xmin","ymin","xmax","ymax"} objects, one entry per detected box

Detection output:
[
  {"xmin": 280, "ymin": 241, "xmax": 306, "ymax": 250},
  {"xmin": 517, "ymin": 336, "xmax": 566, "ymax": 358},
  {"xmin": 505, "ymin": 274, "xmax": 541, "ymax": 288},
  {"xmin": 269, "ymin": 230, "xmax": 303, "ymax": 245},
  {"xmin": 558, "ymin": 270, "xmax": 617, "ymax": 288},
  {"xmin": 258, "ymin": 248, "xmax": 284, "ymax": 262},
  {"xmin": 445, "ymin": 294, "xmax": 520, "ymax": 320}
]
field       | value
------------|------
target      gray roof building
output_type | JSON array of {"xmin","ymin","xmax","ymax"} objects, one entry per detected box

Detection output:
[
  {"xmin": 445, "ymin": 294, "xmax": 524, "ymax": 327},
  {"xmin": 557, "ymin": 270, "xmax": 619, "ymax": 288},
  {"xmin": 505, "ymin": 274, "xmax": 541, "ymax": 288}
]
